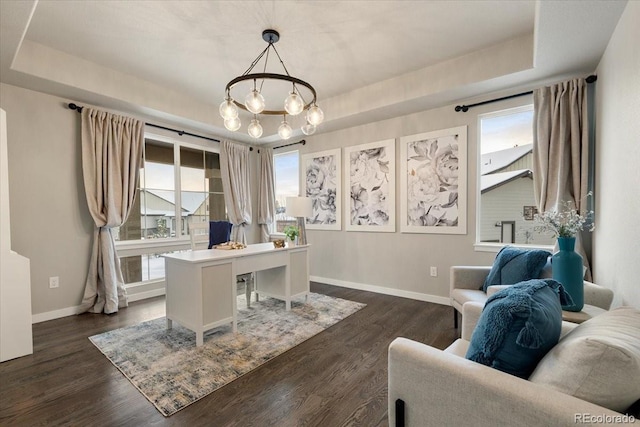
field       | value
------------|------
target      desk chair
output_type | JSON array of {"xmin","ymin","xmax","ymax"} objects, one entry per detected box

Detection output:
[{"xmin": 189, "ymin": 221, "xmax": 210, "ymax": 250}]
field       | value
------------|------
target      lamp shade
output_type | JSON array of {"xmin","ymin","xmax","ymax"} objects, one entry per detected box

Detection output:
[{"xmin": 286, "ymin": 196, "xmax": 312, "ymax": 218}]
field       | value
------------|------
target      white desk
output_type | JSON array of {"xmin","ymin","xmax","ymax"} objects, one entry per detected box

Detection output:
[{"xmin": 164, "ymin": 243, "xmax": 309, "ymax": 346}]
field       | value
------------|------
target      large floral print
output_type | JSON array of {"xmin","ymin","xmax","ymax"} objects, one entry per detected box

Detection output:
[
  {"xmin": 302, "ymin": 149, "xmax": 341, "ymax": 230},
  {"xmin": 400, "ymin": 127, "xmax": 467, "ymax": 234},
  {"xmin": 344, "ymin": 140, "xmax": 395, "ymax": 232}
]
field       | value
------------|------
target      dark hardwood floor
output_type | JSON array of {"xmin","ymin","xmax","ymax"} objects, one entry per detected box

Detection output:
[{"xmin": 0, "ymin": 283, "xmax": 457, "ymax": 427}]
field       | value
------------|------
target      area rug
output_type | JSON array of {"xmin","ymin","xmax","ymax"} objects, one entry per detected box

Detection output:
[{"xmin": 89, "ymin": 292, "xmax": 365, "ymax": 416}]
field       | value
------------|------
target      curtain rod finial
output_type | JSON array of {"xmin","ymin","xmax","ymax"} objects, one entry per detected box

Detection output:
[{"xmin": 68, "ymin": 103, "xmax": 83, "ymax": 113}]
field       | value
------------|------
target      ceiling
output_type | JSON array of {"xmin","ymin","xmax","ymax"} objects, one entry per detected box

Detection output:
[{"xmin": 0, "ymin": 1, "xmax": 628, "ymax": 144}]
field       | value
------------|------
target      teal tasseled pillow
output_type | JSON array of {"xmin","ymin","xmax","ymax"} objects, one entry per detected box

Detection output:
[
  {"xmin": 466, "ymin": 279, "xmax": 572, "ymax": 379},
  {"xmin": 482, "ymin": 246, "xmax": 551, "ymax": 292}
]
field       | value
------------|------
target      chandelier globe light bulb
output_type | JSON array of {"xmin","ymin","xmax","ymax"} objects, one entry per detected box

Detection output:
[
  {"xmin": 219, "ymin": 98, "xmax": 238, "ymax": 120},
  {"xmin": 306, "ymin": 104, "xmax": 324, "ymax": 126},
  {"xmin": 245, "ymin": 89, "xmax": 265, "ymax": 114},
  {"xmin": 284, "ymin": 91, "xmax": 304, "ymax": 116},
  {"xmin": 224, "ymin": 116, "xmax": 241, "ymax": 132},
  {"xmin": 278, "ymin": 120, "xmax": 293, "ymax": 140},
  {"xmin": 301, "ymin": 122, "xmax": 316, "ymax": 136},
  {"xmin": 248, "ymin": 118, "xmax": 263, "ymax": 139}
]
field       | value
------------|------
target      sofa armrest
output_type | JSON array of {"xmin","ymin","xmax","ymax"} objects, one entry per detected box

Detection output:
[
  {"xmin": 450, "ymin": 266, "xmax": 491, "ymax": 292},
  {"xmin": 388, "ymin": 337, "xmax": 630, "ymax": 427},
  {"xmin": 583, "ymin": 280, "xmax": 614, "ymax": 310}
]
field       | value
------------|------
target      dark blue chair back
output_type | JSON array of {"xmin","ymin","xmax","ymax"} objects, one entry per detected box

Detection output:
[{"xmin": 208, "ymin": 221, "xmax": 233, "ymax": 248}]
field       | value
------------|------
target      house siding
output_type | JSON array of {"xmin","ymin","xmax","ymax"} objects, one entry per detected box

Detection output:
[{"xmin": 480, "ymin": 176, "xmax": 554, "ymax": 246}]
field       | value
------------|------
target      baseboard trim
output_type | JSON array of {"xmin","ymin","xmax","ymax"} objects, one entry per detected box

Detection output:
[
  {"xmin": 310, "ymin": 275, "xmax": 451, "ymax": 306},
  {"xmin": 32, "ymin": 284, "xmax": 166, "ymax": 323},
  {"xmin": 33, "ymin": 277, "xmax": 448, "ymax": 323},
  {"xmin": 127, "ymin": 287, "xmax": 165, "ymax": 302},
  {"xmin": 32, "ymin": 305, "xmax": 83, "ymax": 324}
]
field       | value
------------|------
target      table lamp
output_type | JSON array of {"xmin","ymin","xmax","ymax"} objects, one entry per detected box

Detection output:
[{"xmin": 286, "ymin": 196, "xmax": 312, "ymax": 245}]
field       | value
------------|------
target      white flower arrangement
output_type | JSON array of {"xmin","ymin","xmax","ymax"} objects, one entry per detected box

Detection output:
[{"xmin": 534, "ymin": 194, "xmax": 594, "ymax": 238}]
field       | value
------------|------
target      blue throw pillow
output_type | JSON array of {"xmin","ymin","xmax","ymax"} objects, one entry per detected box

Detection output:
[
  {"xmin": 482, "ymin": 246, "xmax": 551, "ymax": 292},
  {"xmin": 465, "ymin": 279, "xmax": 572, "ymax": 379}
]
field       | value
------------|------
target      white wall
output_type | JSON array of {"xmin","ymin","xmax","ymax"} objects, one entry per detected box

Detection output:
[
  {"xmin": 294, "ymin": 95, "xmax": 535, "ymax": 303},
  {"xmin": 0, "ymin": 83, "xmax": 93, "ymax": 318},
  {"xmin": 593, "ymin": 1, "xmax": 640, "ymax": 308},
  {"xmin": 4, "ymin": 84, "xmax": 528, "ymax": 311},
  {"xmin": 0, "ymin": 83, "xmax": 260, "ymax": 319}
]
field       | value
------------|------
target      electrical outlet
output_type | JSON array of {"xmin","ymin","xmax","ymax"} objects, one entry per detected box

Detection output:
[
  {"xmin": 49, "ymin": 276, "xmax": 59, "ymax": 289},
  {"xmin": 430, "ymin": 267, "xmax": 438, "ymax": 277}
]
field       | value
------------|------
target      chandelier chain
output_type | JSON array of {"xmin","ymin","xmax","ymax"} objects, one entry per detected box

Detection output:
[
  {"xmin": 242, "ymin": 44, "xmax": 270, "ymax": 76},
  {"xmin": 258, "ymin": 45, "xmax": 271, "ymax": 93},
  {"xmin": 270, "ymin": 43, "xmax": 292, "ymax": 77}
]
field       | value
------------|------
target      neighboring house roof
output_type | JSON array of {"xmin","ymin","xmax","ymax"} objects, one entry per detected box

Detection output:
[
  {"xmin": 481, "ymin": 169, "xmax": 532, "ymax": 193},
  {"xmin": 481, "ymin": 144, "xmax": 533, "ymax": 175},
  {"xmin": 143, "ymin": 189, "xmax": 205, "ymax": 214}
]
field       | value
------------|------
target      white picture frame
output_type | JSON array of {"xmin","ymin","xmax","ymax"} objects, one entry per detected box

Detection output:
[
  {"xmin": 399, "ymin": 126, "xmax": 467, "ymax": 234},
  {"xmin": 344, "ymin": 139, "xmax": 395, "ymax": 232},
  {"xmin": 301, "ymin": 148, "xmax": 341, "ymax": 230}
]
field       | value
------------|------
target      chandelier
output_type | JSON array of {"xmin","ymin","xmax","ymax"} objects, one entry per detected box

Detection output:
[{"xmin": 219, "ymin": 29, "xmax": 324, "ymax": 139}]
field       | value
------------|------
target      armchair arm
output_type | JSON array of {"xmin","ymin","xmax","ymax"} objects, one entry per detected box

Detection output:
[
  {"xmin": 461, "ymin": 301, "xmax": 484, "ymax": 341},
  {"xmin": 388, "ymin": 338, "xmax": 630, "ymax": 427},
  {"xmin": 583, "ymin": 281, "xmax": 614, "ymax": 310},
  {"xmin": 487, "ymin": 281, "xmax": 613, "ymax": 311},
  {"xmin": 450, "ymin": 266, "xmax": 491, "ymax": 292}
]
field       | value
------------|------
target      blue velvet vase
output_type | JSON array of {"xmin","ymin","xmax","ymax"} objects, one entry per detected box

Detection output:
[{"xmin": 552, "ymin": 237, "xmax": 584, "ymax": 312}]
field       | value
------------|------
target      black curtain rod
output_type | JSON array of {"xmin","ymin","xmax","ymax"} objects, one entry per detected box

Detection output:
[
  {"xmin": 274, "ymin": 139, "xmax": 306, "ymax": 150},
  {"xmin": 454, "ymin": 74, "xmax": 597, "ymax": 112},
  {"xmin": 67, "ymin": 103, "xmax": 257, "ymax": 151}
]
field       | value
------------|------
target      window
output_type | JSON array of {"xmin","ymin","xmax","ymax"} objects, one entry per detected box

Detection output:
[
  {"xmin": 273, "ymin": 151, "xmax": 299, "ymax": 232},
  {"xmin": 478, "ymin": 106, "xmax": 553, "ymax": 246},
  {"xmin": 116, "ymin": 134, "xmax": 224, "ymax": 285}
]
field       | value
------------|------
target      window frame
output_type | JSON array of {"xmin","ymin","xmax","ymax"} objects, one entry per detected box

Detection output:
[
  {"xmin": 272, "ymin": 150, "xmax": 300, "ymax": 236},
  {"xmin": 115, "ymin": 131, "xmax": 222, "ymax": 286},
  {"xmin": 474, "ymin": 104, "xmax": 553, "ymax": 253}
]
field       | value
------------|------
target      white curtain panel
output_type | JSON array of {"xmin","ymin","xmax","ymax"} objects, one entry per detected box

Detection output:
[
  {"xmin": 533, "ymin": 78, "xmax": 592, "ymax": 280},
  {"xmin": 220, "ymin": 140, "xmax": 252, "ymax": 244},
  {"xmin": 79, "ymin": 108, "xmax": 143, "ymax": 314},
  {"xmin": 258, "ymin": 147, "xmax": 276, "ymax": 242}
]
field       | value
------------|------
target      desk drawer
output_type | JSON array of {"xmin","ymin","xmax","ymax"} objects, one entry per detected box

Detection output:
[{"xmin": 236, "ymin": 251, "xmax": 287, "ymax": 275}]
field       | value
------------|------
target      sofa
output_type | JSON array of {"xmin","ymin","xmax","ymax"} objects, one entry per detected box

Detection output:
[
  {"xmin": 450, "ymin": 265, "xmax": 614, "ymax": 328},
  {"xmin": 388, "ymin": 302, "xmax": 640, "ymax": 426}
]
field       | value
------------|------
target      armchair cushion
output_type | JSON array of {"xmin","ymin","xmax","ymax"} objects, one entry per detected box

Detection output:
[
  {"xmin": 482, "ymin": 246, "xmax": 551, "ymax": 292},
  {"xmin": 530, "ymin": 306, "xmax": 640, "ymax": 413},
  {"xmin": 466, "ymin": 279, "xmax": 571, "ymax": 378}
]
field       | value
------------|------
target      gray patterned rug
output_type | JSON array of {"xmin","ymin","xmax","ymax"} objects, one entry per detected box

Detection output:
[{"xmin": 89, "ymin": 292, "xmax": 365, "ymax": 416}]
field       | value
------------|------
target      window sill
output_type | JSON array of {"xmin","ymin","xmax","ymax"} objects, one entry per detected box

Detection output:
[
  {"xmin": 474, "ymin": 242, "xmax": 554, "ymax": 253},
  {"xmin": 115, "ymin": 238, "xmax": 191, "ymax": 257}
]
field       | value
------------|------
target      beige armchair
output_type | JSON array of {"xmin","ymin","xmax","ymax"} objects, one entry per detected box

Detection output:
[{"xmin": 449, "ymin": 265, "xmax": 614, "ymax": 328}]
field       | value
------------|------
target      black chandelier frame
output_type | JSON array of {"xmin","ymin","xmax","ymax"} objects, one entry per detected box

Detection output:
[{"xmin": 224, "ymin": 29, "xmax": 318, "ymax": 116}]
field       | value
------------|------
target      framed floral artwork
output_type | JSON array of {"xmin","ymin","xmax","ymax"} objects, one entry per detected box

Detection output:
[
  {"xmin": 302, "ymin": 149, "xmax": 341, "ymax": 230},
  {"xmin": 399, "ymin": 126, "xmax": 467, "ymax": 234},
  {"xmin": 344, "ymin": 139, "xmax": 395, "ymax": 232}
]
